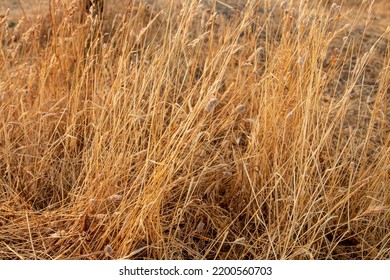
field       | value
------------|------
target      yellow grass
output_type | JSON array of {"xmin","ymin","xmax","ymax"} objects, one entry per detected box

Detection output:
[{"xmin": 0, "ymin": 0, "xmax": 389, "ymax": 259}]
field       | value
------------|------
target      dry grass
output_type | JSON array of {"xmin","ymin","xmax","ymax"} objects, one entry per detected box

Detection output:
[{"xmin": 0, "ymin": 0, "xmax": 389, "ymax": 260}]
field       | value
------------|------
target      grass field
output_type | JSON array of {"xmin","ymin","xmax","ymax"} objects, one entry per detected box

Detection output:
[{"xmin": 0, "ymin": 0, "xmax": 389, "ymax": 259}]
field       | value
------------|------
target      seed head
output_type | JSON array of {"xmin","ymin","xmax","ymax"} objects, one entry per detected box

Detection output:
[
  {"xmin": 302, "ymin": 18, "xmax": 310, "ymax": 26},
  {"xmin": 104, "ymin": 245, "xmax": 113, "ymax": 257},
  {"xmin": 298, "ymin": 55, "xmax": 306, "ymax": 66},
  {"xmin": 107, "ymin": 194, "xmax": 123, "ymax": 202},
  {"xmin": 196, "ymin": 221, "xmax": 205, "ymax": 232},
  {"xmin": 241, "ymin": 62, "xmax": 253, "ymax": 68},
  {"xmin": 96, "ymin": 214, "xmax": 106, "ymax": 220},
  {"xmin": 236, "ymin": 104, "xmax": 246, "ymax": 114},
  {"xmin": 348, "ymin": 161, "xmax": 355, "ymax": 172},
  {"xmin": 291, "ymin": 8, "xmax": 298, "ymax": 18},
  {"xmin": 222, "ymin": 172, "xmax": 233, "ymax": 177},
  {"xmin": 330, "ymin": 3, "xmax": 341, "ymax": 13},
  {"xmin": 205, "ymin": 96, "xmax": 218, "ymax": 113}
]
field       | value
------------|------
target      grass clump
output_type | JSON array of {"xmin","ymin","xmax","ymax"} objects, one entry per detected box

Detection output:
[{"xmin": 0, "ymin": 0, "xmax": 389, "ymax": 259}]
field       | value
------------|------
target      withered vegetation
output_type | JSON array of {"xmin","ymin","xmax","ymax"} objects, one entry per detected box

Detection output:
[{"xmin": 0, "ymin": 0, "xmax": 389, "ymax": 259}]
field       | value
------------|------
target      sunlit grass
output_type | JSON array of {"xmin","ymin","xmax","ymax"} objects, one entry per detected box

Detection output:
[{"xmin": 0, "ymin": 0, "xmax": 389, "ymax": 259}]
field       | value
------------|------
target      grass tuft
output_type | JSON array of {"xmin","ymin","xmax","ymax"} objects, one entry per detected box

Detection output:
[{"xmin": 0, "ymin": 0, "xmax": 389, "ymax": 260}]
